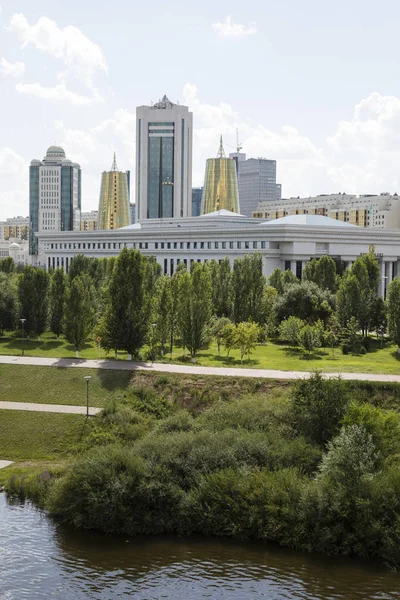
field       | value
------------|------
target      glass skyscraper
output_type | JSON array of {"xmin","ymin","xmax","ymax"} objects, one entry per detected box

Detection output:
[
  {"xmin": 136, "ymin": 95, "xmax": 193, "ymax": 220},
  {"xmin": 29, "ymin": 146, "xmax": 81, "ymax": 256},
  {"xmin": 97, "ymin": 153, "xmax": 130, "ymax": 230},
  {"xmin": 229, "ymin": 155, "xmax": 281, "ymax": 217}
]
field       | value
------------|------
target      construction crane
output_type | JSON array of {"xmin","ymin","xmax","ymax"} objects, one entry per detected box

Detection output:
[{"xmin": 224, "ymin": 129, "xmax": 243, "ymax": 154}]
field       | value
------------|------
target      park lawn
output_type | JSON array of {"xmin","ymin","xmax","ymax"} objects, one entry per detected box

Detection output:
[
  {"xmin": 1, "ymin": 330, "xmax": 400, "ymax": 375},
  {"xmin": 164, "ymin": 339, "xmax": 400, "ymax": 375},
  {"xmin": 0, "ymin": 365, "xmax": 132, "ymax": 406},
  {"xmin": 0, "ymin": 410, "xmax": 86, "ymax": 461}
]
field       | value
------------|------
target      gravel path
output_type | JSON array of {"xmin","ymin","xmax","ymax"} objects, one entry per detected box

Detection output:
[{"xmin": 0, "ymin": 354, "xmax": 399, "ymax": 382}]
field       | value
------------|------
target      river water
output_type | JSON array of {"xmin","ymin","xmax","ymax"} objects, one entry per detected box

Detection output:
[{"xmin": 1, "ymin": 493, "xmax": 399, "ymax": 600}]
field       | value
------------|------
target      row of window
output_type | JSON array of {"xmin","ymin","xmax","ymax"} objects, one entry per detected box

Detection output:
[{"xmin": 48, "ymin": 240, "xmax": 269, "ymax": 252}]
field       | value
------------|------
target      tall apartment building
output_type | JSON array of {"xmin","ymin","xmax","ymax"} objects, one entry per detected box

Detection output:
[
  {"xmin": 2, "ymin": 216, "xmax": 29, "ymax": 240},
  {"xmin": 253, "ymin": 193, "xmax": 400, "ymax": 229},
  {"xmin": 81, "ymin": 211, "xmax": 98, "ymax": 231},
  {"xmin": 201, "ymin": 137, "xmax": 240, "ymax": 214},
  {"xmin": 97, "ymin": 154, "xmax": 130, "ymax": 230},
  {"xmin": 136, "ymin": 95, "xmax": 193, "ymax": 220},
  {"xmin": 29, "ymin": 145, "xmax": 81, "ymax": 256},
  {"xmin": 192, "ymin": 187, "xmax": 203, "ymax": 217},
  {"xmin": 129, "ymin": 203, "xmax": 136, "ymax": 224},
  {"xmin": 230, "ymin": 155, "xmax": 281, "ymax": 217}
]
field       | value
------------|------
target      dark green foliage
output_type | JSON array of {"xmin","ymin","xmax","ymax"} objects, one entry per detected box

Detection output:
[
  {"xmin": 49, "ymin": 268, "xmax": 65, "ymax": 337},
  {"xmin": 63, "ymin": 273, "xmax": 95, "ymax": 354},
  {"xmin": 291, "ymin": 371, "xmax": 348, "ymax": 446},
  {"xmin": 303, "ymin": 255, "xmax": 338, "ymax": 293},
  {"xmin": 274, "ymin": 281, "xmax": 334, "ymax": 325},
  {"xmin": 179, "ymin": 263, "xmax": 212, "ymax": 358},
  {"xmin": 0, "ymin": 273, "xmax": 17, "ymax": 335},
  {"xmin": 18, "ymin": 266, "xmax": 49, "ymax": 337},
  {"xmin": 232, "ymin": 254, "xmax": 265, "ymax": 324},
  {"xmin": 0, "ymin": 257, "xmax": 15, "ymax": 274},
  {"xmin": 209, "ymin": 258, "xmax": 233, "ymax": 318}
]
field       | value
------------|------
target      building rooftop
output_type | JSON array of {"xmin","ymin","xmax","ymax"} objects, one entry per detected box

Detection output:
[
  {"xmin": 260, "ymin": 214, "xmax": 358, "ymax": 227},
  {"xmin": 46, "ymin": 145, "xmax": 66, "ymax": 157},
  {"xmin": 202, "ymin": 209, "xmax": 246, "ymax": 218}
]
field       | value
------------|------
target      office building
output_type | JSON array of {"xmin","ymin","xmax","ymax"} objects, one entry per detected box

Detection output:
[
  {"xmin": 97, "ymin": 153, "xmax": 130, "ymax": 230},
  {"xmin": 130, "ymin": 203, "xmax": 136, "ymax": 224},
  {"xmin": 253, "ymin": 192, "xmax": 400, "ymax": 229},
  {"xmin": 1, "ymin": 216, "xmax": 29, "ymax": 240},
  {"xmin": 231, "ymin": 156, "xmax": 281, "ymax": 217},
  {"xmin": 201, "ymin": 137, "xmax": 240, "ymax": 215},
  {"xmin": 136, "ymin": 95, "xmax": 193, "ymax": 220},
  {"xmin": 192, "ymin": 187, "xmax": 203, "ymax": 217},
  {"xmin": 29, "ymin": 145, "xmax": 81, "ymax": 256},
  {"xmin": 81, "ymin": 211, "xmax": 98, "ymax": 231}
]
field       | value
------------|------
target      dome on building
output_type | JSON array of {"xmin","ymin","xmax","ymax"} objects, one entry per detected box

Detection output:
[
  {"xmin": 46, "ymin": 145, "xmax": 66, "ymax": 157},
  {"xmin": 71, "ymin": 162, "xmax": 80, "ymax": 168},
  {"xmin": 61, "ymin": 159, "xmax": 72, "ymax": 166},
  {"xmin": 9, "ymin": 242, "xmax": 20, "ymax": 249},
  {"xmin": 30, "ymin": 159, "xmax": 42, "ymax": 166}
]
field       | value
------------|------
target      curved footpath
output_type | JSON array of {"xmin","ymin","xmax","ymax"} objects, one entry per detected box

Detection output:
[{"xmin": 0, "ymin": 354, "xmax": 400, "ymax": 382}]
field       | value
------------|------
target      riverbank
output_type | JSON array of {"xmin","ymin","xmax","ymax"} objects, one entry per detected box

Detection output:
[{"xmin": 3, "ymin": 370, "xmax": 400, "ymax": 568}]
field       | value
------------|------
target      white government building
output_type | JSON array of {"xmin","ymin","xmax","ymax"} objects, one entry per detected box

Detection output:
[{"xmin": 36, "ymin": 212, "xmax": 400, "ymax": 297}]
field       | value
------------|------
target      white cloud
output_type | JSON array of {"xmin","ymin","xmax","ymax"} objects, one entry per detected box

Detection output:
[
  {"xmin": 211, "ymin": 16, "xmax": 257, "ymax": 39},
  {"xmin": 0, "ymin": 147, "xmax": 26, "ymax": 175},
  {"xmin": 15, "ymin": 81, "xmax": 103, "ymax": 105},
  {"xmin": 0, "ymin": 57, "xmax": 25, "ymax": 79},
  {"xmin": 8, "ymin": 13, "xmax": 107, "ymax": 86}
]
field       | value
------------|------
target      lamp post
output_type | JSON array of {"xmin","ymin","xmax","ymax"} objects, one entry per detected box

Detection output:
[
  {"xmin": 151, "ymin": 323, "xmax": 157, "ymax": 364},
  {"xmin": 84, "ymin": 376, "xmax": 91, "ymax": 418},
  {"xmin": 20, "ymin": 318, "xmax": 26, "ymax": 357}
]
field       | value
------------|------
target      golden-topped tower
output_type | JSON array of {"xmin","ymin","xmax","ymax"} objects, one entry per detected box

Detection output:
[
  {"xmin": 97, "ymin": 153, "xmax": 130, "ymax": 230},
  {"xmin": 201, "ymin": 136, "xmax": 240, "ymax": 214}
]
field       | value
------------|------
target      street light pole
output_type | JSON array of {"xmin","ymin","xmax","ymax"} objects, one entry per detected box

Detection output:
[
  {"xmin": 84, "ymin": 376, "xmax": 91, "ymax": 418},
  {"xmin": 20, "ymin": 318, "xmax": 26, "ymax": 357},
  {"xmin": 151, "ymin": 323, "xmax": 157, "ymax": 364}
]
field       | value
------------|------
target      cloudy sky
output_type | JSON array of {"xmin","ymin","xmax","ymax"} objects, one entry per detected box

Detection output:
[{"xmin": 1, "ymin": 0, "xmax": 400, "ymax": 220}]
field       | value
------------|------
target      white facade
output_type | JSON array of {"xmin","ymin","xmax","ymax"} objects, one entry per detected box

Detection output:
[
  {"xmin": 254, "ymin": 192, "xmax": 400, "ymax": 229},
  {"xmin": 0, "ymin": 240, "xmax": 29, "ymax": 264},
  {"xmin": 39, "ymin": 165, "xmax": 62, "ymax": 232},
  {"xmin": 136, "ymin": 95, "xmax": 193, "ymax": 220},
  {"xmin": 36, "ymin": 212, "xmax": 400, "ymax": 298}
]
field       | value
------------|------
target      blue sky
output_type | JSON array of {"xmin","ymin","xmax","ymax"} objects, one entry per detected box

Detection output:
[{"xmin": 1, "ymin": 0, "xmax": 400, "ymax": 219}]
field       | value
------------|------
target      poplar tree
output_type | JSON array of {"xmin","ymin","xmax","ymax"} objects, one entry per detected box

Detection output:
[
  {"xmin": 63, "ymin": 274, "xmax": 95, "ymax": 357},
  {"xmin": 49, "ymin": 268, "xmax": 65, "ymax": 338},
  {"xmin": 232, "ymin": 254, "xmax": 265, "ymax": 324},
  {"xmin": 179, "ymin": 263, "xmax": 212, "ymax": 360},
  {"xmin": 18, "ymin": 266, "xmax": 49, "ymax": 339},
  {"xmin": 387, "ymin": 277, "xmax": 400, "ymax": 353}
]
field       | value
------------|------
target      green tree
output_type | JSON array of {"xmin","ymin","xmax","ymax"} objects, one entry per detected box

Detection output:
[
  {"xmin": 0, "ymin": 273, "xmax": 17, "ymax": 335},
  {"xmin": 167, "ymin": 268, "xmax": 184, "ymax": 359},
  {"xmin": 222, "ymin": 322, "xmax": 237, "ymax": 356},
  {"xmin": 63, "ymin": 274, "xmax": 95, "ymax": 357},
  {"xmin": 0, "ymin": 257, "xmax": 15, "ymax": 274},
  {"xmin": 104, "ymin": 248, "xmax": 150, "ymax": 359},
  {"xmin": 275, "ymin": 281, "xmax": 334, "ymax": 325},
  {"xmin": 210, "ymin": 316, "xmax": 232, "ymax": 356},
  {"xmin": 179, "ymin": 263, "xmax": 212, "ymax": 360},
  {"xmin": 387, "ymin": 277, "xmax": 400, "ymax": 352},
  {"xmin": 235, "ymin": 321, "xmax": 260, "ymax": 363},
  {"xmin": 303, "ymin": 255, "xmax": 337, "ymax": 293},
  {"xmin": 68, "ymin": 254, "xmax": 92, "ymax": 282},
  {"xmin": 232, "ymin": 254, "xmax": 265, "ymax": 324},
  {"xmin": 154, "ymin": 276, "xmax": 172, "ymax": 355},
  {"xmin": 291, "ymin": 371, "xmax": 348, "ymax": 446},
  {"xmin": 18, "ymin": 266, "xmax": 49, "ymax": 339},
  {"xmin": 269, "ymin": 268, "xmax": 298, "ymax": 294},
  {"xmin": 49, "ymin": 268, "xmax": 65, "ymax": 338},
  {"xmin": 209, "ymin": 258, "xmax": 232, "ymax": 318},
  {"xmin": 279, "ymin": 316, "xmax": 304, "ymax": 346},
  {"xmin": 299, "ymin": 324, "xmax": 322, "ymax": 355}
]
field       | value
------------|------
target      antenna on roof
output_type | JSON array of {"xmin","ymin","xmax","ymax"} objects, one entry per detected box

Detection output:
[
  {"xmin": 217, "ymin": 135, "xmax": 226, "ymax": 158},
  {"xmin": 111, "ymin": 152, "xmax": 118, "ymax": 171},
  {"xmin": 236, "ymin": 128, "xmax": 242, "ymax": 153}
]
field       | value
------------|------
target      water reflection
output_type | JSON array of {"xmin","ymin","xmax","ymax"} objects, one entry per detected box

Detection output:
[{"xmin": 1, "ymin": 493, "xmax": 399, "ymax": 600}]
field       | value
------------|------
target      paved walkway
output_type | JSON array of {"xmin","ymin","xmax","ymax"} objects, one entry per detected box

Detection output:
[
  {"xmin": 0, "ymin": 401, "xmax": 100, "ymax": 416},
  {"xmin": 0, "ymin": 354, "xmax": 400, "ymax": 382},
  {"xmin": 0, "ymin": 460, "xmax": 13, "ymax": 470}
]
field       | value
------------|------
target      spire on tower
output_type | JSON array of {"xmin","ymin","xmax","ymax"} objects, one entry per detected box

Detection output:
[
  {"xmin": 111, "ymin": 152, "xmax": 118, "ymax": 171},
  {"xmin": 217, "ymin": 135, "xmax": 226, "ymax": 158}
]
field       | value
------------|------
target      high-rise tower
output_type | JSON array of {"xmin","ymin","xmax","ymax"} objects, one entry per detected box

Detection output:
[
  {"xmin": 29, "ymin": 146, "xmax": 81, "ymax": 256},
  {"xmin": 201, "ymin": 137, "xmax": 240, "ymax": 214},
  {"xmin": 136, "ymin": 95, "xmax": 193, "ymax": 220},
  {"xmin": 97, "ymin": 153, "xmax": 130, "ymax": 230}
]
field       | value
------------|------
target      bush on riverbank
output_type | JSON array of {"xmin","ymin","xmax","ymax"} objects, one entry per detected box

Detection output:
[{"xmin": 6, "ymin": 372, "xmax": 400, "ymax": 568}]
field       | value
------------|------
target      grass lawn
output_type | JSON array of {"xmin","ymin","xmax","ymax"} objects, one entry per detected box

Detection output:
[
  {"xmin": 0, "ymin": 410, "xmax": 86, "ymax": 461},
  {"xmin": 0, "ymin": 365, "xmax": 132, "ymax": 406},
  {"xmin": 1, "ymin": 330, "xmax": 400, "ymax": 375}
]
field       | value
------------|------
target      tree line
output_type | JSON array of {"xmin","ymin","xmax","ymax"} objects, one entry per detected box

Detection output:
[{"xmin": 1, "ymin": 249, "xmax": 400, "ymax": 359}]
